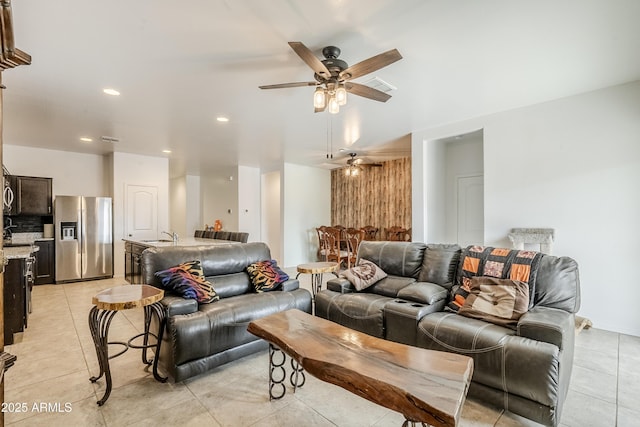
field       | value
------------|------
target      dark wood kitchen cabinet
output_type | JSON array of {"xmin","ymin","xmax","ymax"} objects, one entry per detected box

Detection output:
[
  {"xmin": 124, "ymin": 241, "xmax": 147, "ymax": 284},
  {"xmin": 3, "ymin": 258, "xmax": 29, "ymax": 345},
  {"xmin": 34, "ymin": 240, "xmax": 55, "ymax": 285},
  {"xmin": 9, "ymin": 175, "xmax": 53, "ymax": 215}
]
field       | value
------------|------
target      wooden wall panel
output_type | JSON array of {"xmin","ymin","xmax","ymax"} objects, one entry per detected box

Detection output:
[{"xmin": 331, "ymin": 157, "xmax": 411, "ymax": 239}]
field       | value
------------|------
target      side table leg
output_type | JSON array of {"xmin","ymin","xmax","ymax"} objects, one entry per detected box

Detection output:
[
  {"xmin": 311, "ymin": 273, "xmax": 324, "ymax": 298},
  {"xmin": 141, "ymin": 305, "xmax": 153, "ymax": 365},
  {"xmin": 88, "ymin": 306, "xmax": 118, "ymax": 406},
  {"xmin": 147, "ymin": 302, "xmax": 168, "ymax": 382}
]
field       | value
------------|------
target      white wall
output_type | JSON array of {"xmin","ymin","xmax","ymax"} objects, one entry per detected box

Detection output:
[
  {"xmin": 425, "ymin": 137, "xmax": 447, "ymax": 243},
  {"xmin": 412, "ymin": 80, "xmax": 640, "ymax": 336},
  {"xmin": 201, "ymin": 167, "xmax": 238, "ymax": 231},
  {"xmin": 185, "ymin": 175, "xmax": 202, "ymax": 236},
  {"xmin": 282, "ymin": 163, "xmax": 331, "ymax": 268},
  {"xmin": 3, "ymin": 145, "xmax": 108, "ymax": 197},
  {"xmin": 238, "ymin": 165, "xmax": 261, "ymax": 242},
  {"xmin": 169, "ymin": 174, "xmax": 202, "ymax": 238},
  {"xmin": 261, "ymin": 170, "xmax": 282, "ymax": 261},
  {"xmin": 170, "ymin": 176, "xmax": 187, "ymax": 237},
  {"xmin": 111, "ymin": 152, "xmax": 169, "ymax": 278}
]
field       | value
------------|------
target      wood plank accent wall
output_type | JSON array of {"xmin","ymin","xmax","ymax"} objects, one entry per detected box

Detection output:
[{"xmin": 331, "ymin": 157, "xmax": 411, "ymax": 238}]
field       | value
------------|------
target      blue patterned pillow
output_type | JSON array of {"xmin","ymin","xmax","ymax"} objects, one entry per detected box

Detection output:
[
  {"xmin": 246, "ymin": 260, "xmax": 289, "ymax": 292},
  {"xmin": 155, "ymin": 260, "xmax": 219, "ymax": 303}
]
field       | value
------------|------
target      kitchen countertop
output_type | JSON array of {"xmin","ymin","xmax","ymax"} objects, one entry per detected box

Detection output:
[
  {"xmin": 123, "ymin": 237, "xmax": 239, "ymax": 248},
  {"xmin": 3, "ymin": 244, "xmax": 40, "ymax": 259}
]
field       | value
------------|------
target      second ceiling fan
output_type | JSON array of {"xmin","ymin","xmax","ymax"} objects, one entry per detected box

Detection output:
[{"xmin": 259, "ymin": 42, "xmax": 402, "ymax": 113}]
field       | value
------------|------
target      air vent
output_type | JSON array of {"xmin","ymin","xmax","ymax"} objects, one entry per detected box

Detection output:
[
  {"xmin": 101, "ymin": 136, "xmax": 119, "ymax": 143},
  {"xmin": 362, "ymin": 76, "xmax": 397, "ymax": 93}
]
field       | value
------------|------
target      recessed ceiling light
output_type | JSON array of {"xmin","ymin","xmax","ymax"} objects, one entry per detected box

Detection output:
[
  {"xmin": 103, "ymin": 88, "xmax": 120, "ymax": 96},
  {"xmin": 162, "ymin": 150, "xmax": 172, "ymax": 154},
  {"xmin": 80, "ymin": 137, "xmax": 93, "ymax": 142},
  {"xmin": 216, "ymin": 116, "xmax": 229, "ymax": 122}
]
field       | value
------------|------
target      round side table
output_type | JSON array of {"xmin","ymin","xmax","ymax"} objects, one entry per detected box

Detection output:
[
  {"xmin": 296, "ymin": 262, "xmax": 340, "ymax": 298},
  {"xmin": 88, "ymin": 285, "xmax": 167, "ymax": 406}
]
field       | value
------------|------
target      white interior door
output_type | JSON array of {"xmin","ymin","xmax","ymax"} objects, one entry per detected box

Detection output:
[
  {"xmin": 457, "ymin": 175, "xmax": 484, "ymax": 247},
  {"xmin": 126, "ymin": 184, "xmax": 158, "ymax": 240}
]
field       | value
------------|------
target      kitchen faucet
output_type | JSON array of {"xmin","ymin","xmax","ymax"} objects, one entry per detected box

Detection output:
[{"xmin": 161, "ymin": 231, "xmax": 179, "ymax": 243}]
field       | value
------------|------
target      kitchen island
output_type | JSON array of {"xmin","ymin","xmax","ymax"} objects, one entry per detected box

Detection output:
[{"xmin": 123, "ymin": 237, "xmax": 238, "ymax": 284}]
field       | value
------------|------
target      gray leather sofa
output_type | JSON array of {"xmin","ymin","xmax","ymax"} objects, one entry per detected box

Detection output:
[
  {"xmin": 315, "ymin": 241, "xmax": 580, "ymax": 427},
  {"xmin": 141, "ymin": 242, "xmax": 312, "ymax": 382}
]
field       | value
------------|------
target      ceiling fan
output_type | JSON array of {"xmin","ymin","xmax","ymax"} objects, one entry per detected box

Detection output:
[
  {"xmin": 343, "ymin": 152, "xmax": 382, "ymax": 176},
  {"xmin": 259, "ymin": 42, "xmax": 402, "ymax": 113}
]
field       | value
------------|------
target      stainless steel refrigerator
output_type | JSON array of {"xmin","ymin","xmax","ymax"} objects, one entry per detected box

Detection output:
[{"xmin": 55, "ymin": 196, "xmax": 113, "ymax": 282}]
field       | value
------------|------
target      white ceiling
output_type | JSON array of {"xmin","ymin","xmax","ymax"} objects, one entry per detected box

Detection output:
[{"xmin": 3, "ymin": 1, "xmax": 640, "ymax": 178}]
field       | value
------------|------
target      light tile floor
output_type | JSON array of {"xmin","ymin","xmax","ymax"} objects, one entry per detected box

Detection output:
[{"xmin": 3, "ymin": 273, "xmax": 639, "ymax": 427}]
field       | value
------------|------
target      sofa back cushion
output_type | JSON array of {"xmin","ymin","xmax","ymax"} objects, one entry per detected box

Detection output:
[
  {"xmin": 357, "ymin": 241, "xmax": 427, "ymax": 279},
  {"xmin": 208, "ymin": 272, "xmax": 252, "ymax": 298},
  {"xmin": 142, "ymin": 242, "xmax": 271, "ymax": 293},
  {"xmin": 534, "ymin": 255, "xmax": 581, "ymax": 312},
  {"xmin": 418, "ymin": 244, "xmax": 461, "ymax": 288}
]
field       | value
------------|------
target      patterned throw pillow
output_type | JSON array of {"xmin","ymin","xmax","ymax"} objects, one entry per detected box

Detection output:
[
  {"xmin": 154, "ymin": 260, "xmax": 219, "ymax": 303},
  {"xmin": 246, "ymin": 260, "xmax": 289, "ymax": 292},
  {"xmin": 341, "ymin": 259, "xmax": 388, "ymax": 291},
  {"xmin": 457, "ymin": 276, "xmax": 529, "ymax": 328}
]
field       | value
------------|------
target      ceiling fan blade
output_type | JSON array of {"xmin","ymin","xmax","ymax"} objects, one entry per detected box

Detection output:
[
  {"xmin": 288, "ymin": 42, "xmax": 332, "ymax": 79},
  {"xmin": 346, "ymin": 82, "xmax": 392, "ymax": 102},
  {"xmin": 259, "ymin": 81, "xmax": 317, "ymax": 89},
  {"xmin": 339, "ymin": 49, "xmax": 402, "ymax": 81}
]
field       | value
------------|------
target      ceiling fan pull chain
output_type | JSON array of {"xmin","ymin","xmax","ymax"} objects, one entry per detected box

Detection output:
[{"xmin": 326, "ymin": 114, "xmax": 329, "ymax": 159}]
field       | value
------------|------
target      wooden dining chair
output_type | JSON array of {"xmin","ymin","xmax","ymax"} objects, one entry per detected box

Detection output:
[
  {"xmin": 322, "ymin": 226, "xmax": 349, "ymax": 268},
  {"xmin": 316, "ymin": 226, "xmax": 329, "ymax": 261},
  {"xmin": 385, "ymin": 226, "xmax": 409, "ymax": 241},
  {"xmin": 345, "ymin": 228, "xmax": 365, "ymax": 268},
  {"xmin": 361, "ymin": 225, "xmax": 379, "ymax": 241}
]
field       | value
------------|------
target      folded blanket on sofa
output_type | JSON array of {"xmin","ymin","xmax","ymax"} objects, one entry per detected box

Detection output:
[{"xmin": 451, "ymin": 246, "xmax": 543, "ymax": 310}]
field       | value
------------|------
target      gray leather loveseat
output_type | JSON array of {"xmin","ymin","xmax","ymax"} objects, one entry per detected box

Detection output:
[
  {"xmin": 142, "ymin": 242, "xmax": 312, "ymax": 382},
  {"xmin": 315, "ymin": 241, "xmax": 580, "ymax": 427}
]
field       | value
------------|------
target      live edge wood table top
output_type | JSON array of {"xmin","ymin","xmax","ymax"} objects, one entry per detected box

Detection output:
[
  {"xmin": 92, "ymin": 284, "xmax": 164, "ymax": 311},
  {"xmin": 248, "ymin": 309, "xmax": 474, "ymax": 427}
]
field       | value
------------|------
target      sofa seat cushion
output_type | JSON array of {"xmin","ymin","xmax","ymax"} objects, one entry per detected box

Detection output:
[
  {"xmin": 367, "ymin": 275, "xmax": 416, "ymax": 298},
  {"xmin": 169, "ymin": 289, "xmax": 311, "ymax": 365},
  {"xmin": 417, "ymin": 312, "xmax": 561, "ymax": 407},
  {"xmin": 314, "ymin": 290, "xmax": 392, "ymax": 338}
]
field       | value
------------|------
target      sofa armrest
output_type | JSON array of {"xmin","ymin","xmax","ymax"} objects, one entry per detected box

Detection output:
[
  {"xmin": 279, "ymin": 278, "xmax": 300, "ymax": 292},
  {"xmin": 517, "ymin": 306, "xmax": 574, "ymax": 350},
  {"xmin": 397, "ymin": 282, "xmax": 448, "ymax": 305},
  {"xmin": 326, "ymin": 277, "xmax": 356, "ymax": 293},
  {"xmin": 161, "ymin": 294, "xmax": 199, "ymax": 317}
]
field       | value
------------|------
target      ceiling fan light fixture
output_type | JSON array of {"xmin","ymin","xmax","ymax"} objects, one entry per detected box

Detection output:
[
  {"xmin": 313, "ymin": 87, "xmax": 326, "ymax": 109},
  {"xmin": 336, "ymin": 84, "xmax": 347, "ymax": 106},
  {"xmin": 328, "ymin": 96, "xmax": 340, "ymax": 114},
  {"xmin": 345, "ymin": 165, "xmax": 359, "ymax": 177}
]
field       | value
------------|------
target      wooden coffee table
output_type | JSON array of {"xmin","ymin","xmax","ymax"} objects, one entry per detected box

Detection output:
[{"xmin": 248, "ymin": 309, "xmax": 473, "ymax": 427}]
